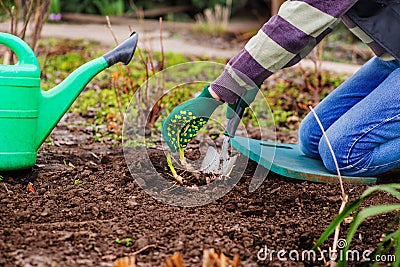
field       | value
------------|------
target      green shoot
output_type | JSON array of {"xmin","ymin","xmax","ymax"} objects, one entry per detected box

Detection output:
[
  {"xmin": 125, "ymin": 238, "xmax": 132, "ymax": 247},
  {"xmin": 166, "ymin": 153, "xmax": 183, "ymax": 184},
  {"xmin": 73, "ymin": 179, "xmax": 86, "ymax": 185},
  {"xmin": 167, "ymin": 153, "xmax": 178, "ymax": 178},
  {"xmin": 179, "ymin": 148, "xmax": 186, "ymax": 165},
  {"xmin": 115, "ymin": 238, "xmax": 132, "ymax": 247},
  {"xmin": 313, "ymin": 184, "xmax": 400, "ymax": 266}
]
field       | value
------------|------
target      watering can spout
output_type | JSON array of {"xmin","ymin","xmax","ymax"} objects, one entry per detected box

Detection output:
[{"xmin": 36, "ymin": 32, "xmax": 138, "ymax": 149}]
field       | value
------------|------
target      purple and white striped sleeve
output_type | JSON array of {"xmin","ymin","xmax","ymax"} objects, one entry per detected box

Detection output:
[{"xmin": 211, "ymin": 0, "xmax": 358, "ymax": 103}]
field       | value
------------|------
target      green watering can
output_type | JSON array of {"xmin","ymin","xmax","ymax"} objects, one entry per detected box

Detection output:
[{"xmin": 0, "ymin": 32, "xmax": 138, "ymax": 171}]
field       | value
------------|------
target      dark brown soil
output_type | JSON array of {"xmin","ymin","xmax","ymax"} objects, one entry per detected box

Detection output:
[{"xmin": 0, "ymin": 113, "xmax": 399, "ymax": 267}]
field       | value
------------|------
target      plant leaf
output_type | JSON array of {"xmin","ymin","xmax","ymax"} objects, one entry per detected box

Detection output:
[
  {"xmin": 166, "ymin": 153, "xmax": 178, "ymax": 178},
  {"xmin": 314, "ymin": 184, "xmax": 400, "ymax": 250},
  {"xmin": 313, "ymin": 198, "xmax": 363, "ymax": 249},
  {"xmin": 361, "ymin": 184, "xmax": 400, "ymax": 200},
  {"xmin": 341, "ymin": 204, "xmax": 400, "ymax": 264}
]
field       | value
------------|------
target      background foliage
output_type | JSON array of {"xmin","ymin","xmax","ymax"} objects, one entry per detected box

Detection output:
[
  {"xmin": 0, "ymin": 0, "xmax": 265, "ymax": 18},
  {"xmin": 58, "ymin": 0, "xmax": 249, "ymax": 15}
]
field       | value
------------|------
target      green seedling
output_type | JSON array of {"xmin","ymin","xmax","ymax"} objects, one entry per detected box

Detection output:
[
  {"xmin": 73, "ymin": 179, "xmax": 86, "ymax": 185},
  {"xmin": 166, "ymin": 153, "xmax": 183, "ymax": 184},
  {"xmin": 115, "ymin": 238, "xmax": 132, "ymax": 247},
  {"xmin": 314, "ymin": 184, "xmax": 400, "ymax": 266},
  {"xmin": 125, "ymin": 238, "xmax": 132, "ymax": 247},
  {"xmin": 179, "ymin": 147, "xmax": 186, "ymax": 165},
  {"xmin": 0, "ymin": 175, "xmax": 3, "ymax": 182},
  {"xmin": 179, "ymin": 147, "xmax": 195, "ymax": 172},
  {"xmin": 166, "ymin": 153, "xmax": 177, "ymax": 178}
]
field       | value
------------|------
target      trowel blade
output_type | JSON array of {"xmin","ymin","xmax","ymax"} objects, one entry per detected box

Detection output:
[
  {"xmin": 200, "ymin": 146, "xmax": 221, "ymax": 173},
  {"xmin": 200, "ymin": 136, "xmax": 238, "ymax": 176},
  {"xmin": 222, "ymin": 154, "xmax": 238, "ymax": 176}
]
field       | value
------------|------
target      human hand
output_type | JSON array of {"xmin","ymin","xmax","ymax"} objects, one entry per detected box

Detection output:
[{"xmin": 162, "ymin": 85, "xmax": 223, "ymax": 152}]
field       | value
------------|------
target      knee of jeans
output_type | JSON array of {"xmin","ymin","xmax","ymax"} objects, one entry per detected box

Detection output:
[
  {"xmin": 318, "ymin": 135, "xmax": 350, "ymax": 175},
  {"xmin": 318, "ymin": 133, "xmax": 377, "ymax": 176},
  {"xmin": 298, "ymin": 115, "xmax": 320, "ymax": 158},
  {"xmin": 318, "ymin": 137, "xmax": 338, "ymax": 174}
]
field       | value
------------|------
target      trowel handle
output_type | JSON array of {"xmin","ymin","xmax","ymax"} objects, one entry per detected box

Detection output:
[{"xmin": 224, "ymin": 97, "xmax": 246, "ymax": 138}]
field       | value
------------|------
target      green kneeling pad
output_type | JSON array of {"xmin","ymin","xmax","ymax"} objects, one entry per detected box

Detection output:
[{"xmin": 231, "ymin": 136, "xmax": 377, "ymax": 185}]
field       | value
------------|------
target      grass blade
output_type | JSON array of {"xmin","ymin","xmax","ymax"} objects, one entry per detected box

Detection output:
[
  {"xmin": 361, "ymin": 184, "xmax": 400, "ymax": 200},
  {"xmin": 341, "ymin": 204, "xmax": 400, "ymax": 264},
  {"xmin": 313, "ymin": 198, "xmax": 363, "ymax": 249}
]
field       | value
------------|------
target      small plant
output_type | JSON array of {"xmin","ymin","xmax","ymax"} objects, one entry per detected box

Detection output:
[
  {"xmin": 313, "ymin": 184, "xmax": 400, "ymax": 266},
  {"xmin": 73, "ymin": 179, "xmax": 86, "ymax": 185},
  {"xmin": 166, "ymin": 153, "xmax": 183, "ymax": 184},
  {"xmin": 115, "ymin": 237, "xmax": 132, "ymax": 247},
  {"xmin": 179, "ymin": 148, "xmax": 186, "ymax": 166},
  {"xmin": 0, "ymin": 175, "xmax": 3, "ymax": 182}
]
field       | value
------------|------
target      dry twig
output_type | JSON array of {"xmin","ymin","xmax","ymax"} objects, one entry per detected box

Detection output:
[
  {"xmin": 309, "ymin": 106, "xmax": 349, "ymax": 266},
  {"xmin": 299, "ymin": 42, "xmax": 324, "ymax": 105},
  {"xmin": 106, "ymin": 16, "xmax": 119, "ymax": 45},
  {"xmin": 133, "ymin": 244, "xmax": 157, "ymax": 255},
  {"xmin": 3, "ymin": 183, "xmax": 10, "ymax": 193}
]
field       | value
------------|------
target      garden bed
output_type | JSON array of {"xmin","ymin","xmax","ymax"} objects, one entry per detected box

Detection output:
[
  {"xmin": 0, "ymin": 33, "xmax": 398, "ymax": 266},
  {"xmin": 0, "ymin": 112, "xmax": 398, "ymax": 267}
]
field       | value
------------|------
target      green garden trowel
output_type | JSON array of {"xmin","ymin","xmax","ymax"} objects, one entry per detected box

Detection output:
[{"xmin": 200, "ymin": 97, "xmax": 246, "ymax": 176}]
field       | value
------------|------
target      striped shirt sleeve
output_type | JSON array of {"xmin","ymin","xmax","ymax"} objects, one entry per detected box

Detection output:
[{"xmin": 211, "ymin": 0, "xmax": 358, "ymax": 103}]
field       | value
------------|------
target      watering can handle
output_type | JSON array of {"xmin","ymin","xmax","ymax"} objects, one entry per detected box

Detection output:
[{"xmin": 0, "ymin": 32, "xmax": 39, "ymax": 67}]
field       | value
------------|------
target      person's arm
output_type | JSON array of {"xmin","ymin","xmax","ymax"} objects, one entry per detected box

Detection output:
[{"xmin": 210, "ymin": 0, "xmax": 358, "ymax": 103}]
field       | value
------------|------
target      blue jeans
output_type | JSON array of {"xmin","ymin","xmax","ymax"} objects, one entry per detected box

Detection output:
[{"xmin": 298, "ymin": 56, "xmax": 400, "ymax": 177}]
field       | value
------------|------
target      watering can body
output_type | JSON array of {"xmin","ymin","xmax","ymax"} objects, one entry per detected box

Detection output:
[{"xmin": 0, "ymin": 32, "xmax": 138, "ymax": 170}]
